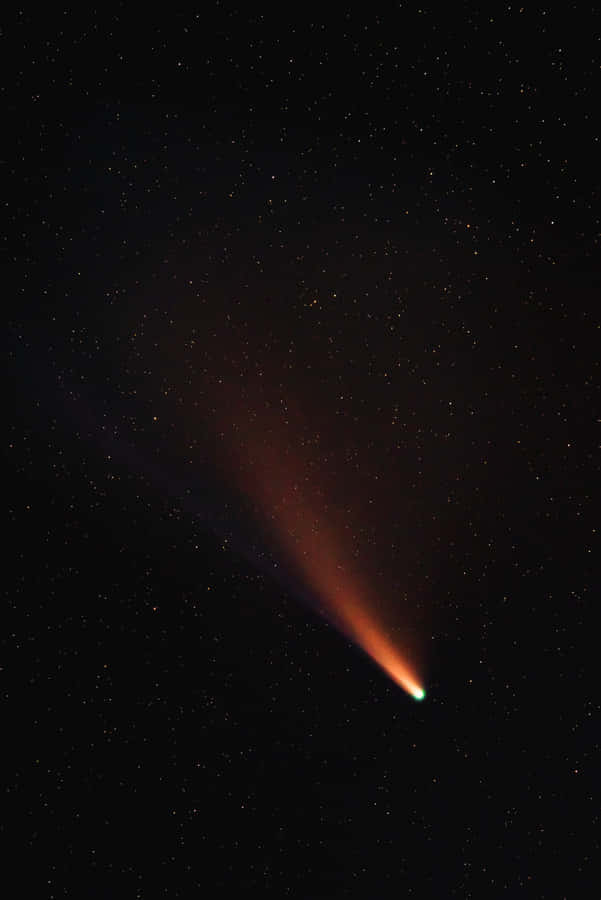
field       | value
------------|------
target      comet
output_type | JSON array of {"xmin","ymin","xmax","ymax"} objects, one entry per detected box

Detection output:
[{"xmin": 207, "ymin": 376, "xmax": 426, "ymax": 701}]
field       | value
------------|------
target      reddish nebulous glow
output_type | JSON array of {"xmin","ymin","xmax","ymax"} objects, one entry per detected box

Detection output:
[{"xmin": 209, "ymin": 381, "xmax": 424, "ymax": 699}]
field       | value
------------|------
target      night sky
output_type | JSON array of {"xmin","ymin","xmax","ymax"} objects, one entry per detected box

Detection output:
[{"xmin": 5, "ymin": 6, "xmax": 599, "ymax": 898}]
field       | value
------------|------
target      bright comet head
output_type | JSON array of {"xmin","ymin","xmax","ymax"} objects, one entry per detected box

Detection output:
[{"xmin": 412, "ymin": 687, "xmax": 426, "ymax": 701}]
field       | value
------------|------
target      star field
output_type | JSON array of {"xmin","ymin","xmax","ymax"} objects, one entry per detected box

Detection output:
[{"xmin": 5, "ymin": 6, "xmax": 599, "ymax": 898}]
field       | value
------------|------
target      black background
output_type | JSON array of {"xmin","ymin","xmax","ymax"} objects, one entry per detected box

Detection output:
[{"xmin": 5, "ymin": 6, "xmax": 599, "ymax": 898}]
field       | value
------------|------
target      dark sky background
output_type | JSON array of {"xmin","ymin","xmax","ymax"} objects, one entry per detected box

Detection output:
[{"xmin": 5, "ymin": 6, "xmax": 599, "ymax": 898}]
